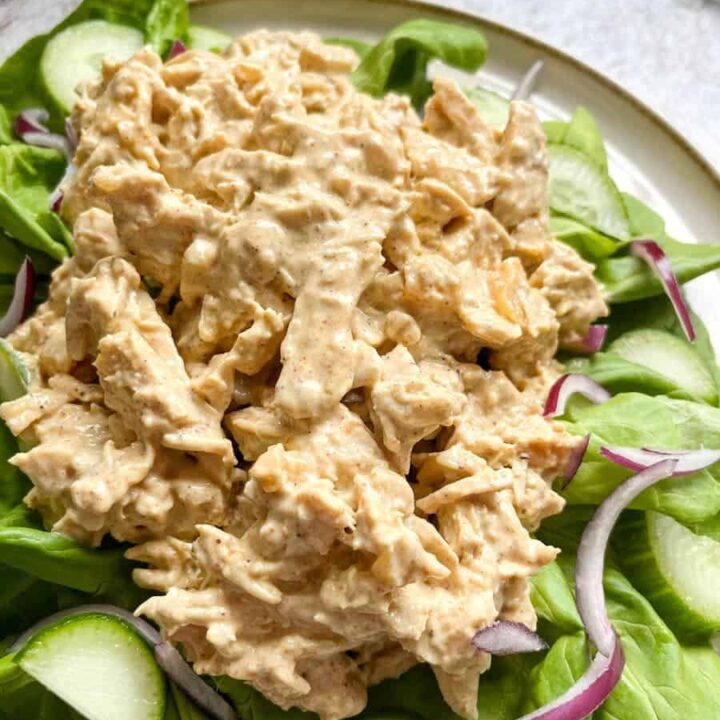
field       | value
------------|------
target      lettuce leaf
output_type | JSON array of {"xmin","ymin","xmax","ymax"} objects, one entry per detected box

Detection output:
[
  {"xmin": 524, "ymin": 569, "xmax": 720, "ymax": 718},
  {"xmin": 0, "ymin": 144, "xmax": 69, "ymax": 260},
  {"xmin": 562, "ymin": 106, "xmax": 608, "ymax": 171},
  {"xmin": 351, "ymin": 19, "xmax": 487, "ymax": 107},
  {"xmin": 597, "ymin": 193, "xmax": 720, "ymax": 302},
  {"xmin": 561, "ymin": 393, "xmax": 720, "ymax": 524},
  {"xmin": 548, "ymin": 215, "xmax": 622, "ymax": 261}
]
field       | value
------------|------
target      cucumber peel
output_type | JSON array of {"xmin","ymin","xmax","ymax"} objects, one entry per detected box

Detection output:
[
  {"xmin": 616, "ymin": 511, "xmax": 720, "ymax": 641},
  {"xmin": 40, "ymin": 20, "xmax": 144, "ymax": 114},
  {"xmin": 17, "ymin": 613, "xmax": 166, "ymax": 720}
]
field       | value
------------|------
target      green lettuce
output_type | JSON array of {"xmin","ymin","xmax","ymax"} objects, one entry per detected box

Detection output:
[
  {"xmin": 561, "ymin": 106, "xmax": 608, "ymax": 171},
  {"xmin": 561, "ymin": 393, "xmax": 720, "ymax": 524},
  {"xmin": 351, "ymin": 19, "xmax": 487, "ymax": 108},
  {"xmin": 0, "ymin": 144, "xmax": 70, "ymax": 261},
  {"xmin": 596, "ymin": 193, "xmax": 720, "ymax": 302},
  {"xmin": 523, "ymin": 569, "xmax": 720, "ymax": 718}
]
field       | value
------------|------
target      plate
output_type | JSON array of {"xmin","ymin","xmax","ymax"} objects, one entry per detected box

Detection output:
[{"xmin": 190, "ymin": 0, "xmax": 720, "ymax": 347}]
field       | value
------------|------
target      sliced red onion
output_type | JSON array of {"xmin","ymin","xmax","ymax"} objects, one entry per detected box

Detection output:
[
  {"xmin": 0, "ymin": 257, "xmax": 35, "ymax": 337},
  {"xmin": 64, "ymin": 117, "xmax": 78, "ymax": 151},
  {"xmin": 570, "ymin": 324, "xmax": 608, "ymax": 354},
  {"xmin": 544, "ymin": 374, "xmax": 611, "ymax": 418},
  {"xmin": 518, "ymin": 460, "xmax": 676, "ymax": 719},
  {"xmin": 19, "ymin": 130, "xmax": 73, "ymax": 159},
  {"xmin": 576, "ymin": 459, "xmax": 676, "ymax": 656},
  {"xmin": 600, "ymin": 445, "xmax": 720, "ymax": 477},
  {"xmin": 9, "ymin": 604, "xmax": 236, "ymax": 720},
  {"xmin": 631, "ymin": 239, "xmax": 695, "ymax": 342},
  {"xmin": 512, "ymin": 59, "xmax": 544, "ymax": 101},
  {"xmin": 168, "ymin": 40, "xmax": 188, "ymax": 59},
  {"xmin": 516, "ymin": 634, "xmax": 625, "ymax": 720},
  {"xmin": 472, "ymin": 620, "xmax": 548, "ymax": 656},
  {"xmin": 49, "ymin": 161, "xmax": 77, "ymax": 212},
  {"xmin": 155, "ymin": 641, "xmax": 236, "ymax": 720},
  {"xmin": 14, "ymin": 108, "xmax": 49, "ymax": 136},
  {"xmin": 562, "ymin": 434, "xmax": 590, "ymax": 489}
]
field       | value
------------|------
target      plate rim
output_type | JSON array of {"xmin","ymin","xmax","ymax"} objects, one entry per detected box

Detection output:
[{"xmin": 191, "ymin": 0, "xmax": 720, "ymax": 192}]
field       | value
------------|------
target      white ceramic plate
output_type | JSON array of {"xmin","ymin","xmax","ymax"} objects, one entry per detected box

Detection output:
[{"xmin": 191, "ymin": 0, "xmax": 720, "ymax": 348}]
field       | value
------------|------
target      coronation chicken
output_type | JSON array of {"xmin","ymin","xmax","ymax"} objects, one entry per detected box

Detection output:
[{"xmin": 0, "ymin": 31, "xmax": 607, "ymax": 720}]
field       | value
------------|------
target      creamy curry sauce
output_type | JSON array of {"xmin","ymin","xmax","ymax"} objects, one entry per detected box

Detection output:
[{"xmin": 0, "ymin": 31, "xmax": 607, "ymax": 720}]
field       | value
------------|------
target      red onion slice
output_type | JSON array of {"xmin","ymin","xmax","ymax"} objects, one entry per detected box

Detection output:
[
  {"xmin": 64, "ymin": 117, "xmax": 78, "ymax": 151},
  {"xmin": 9, "ymin": 604, "xmax": 236, "ymax": 720},
  {"xmin": 0, "ymin": 257, "xmax": 35, "ymax": 336},
  {"xmin": 512, "ymin": 59, "xmax": 544, "ymax": 101},
  {"xmin": 49, "ymin": 161, "xmax": 77, "ymax": 212},
  {"xmin": 562, "ymin": 434, "xmax": 590, "ymax": 489},
  {"xmin": 18, "ymin": 130, "xmax": 73, "ymax": 159},
  {"xmin": 544, "ymin": 374, "xmax": 611, "ymax": 418},
  {"xmin": 14, "ymin": 108, "xmax": 49, "ymax": 136},
  {"xmin": 576, "ymin": 459, "xmax": 676, "ymax": 656},
  {"xmin": 567, "ymin": 324, "xmax": 608, "ymax": 354},
  {"xmin": 518, "ymin": 459, "xmax": 676, "ymax": 719},
  {"xmin": 601, "ymin": 446, "xmax": 720, "ymax": 477},
  {"xmin": 631, "ymin": 239, "xmax": 695, "ymax": 342},
  {"xmin": 168, "ymin": 40, "xmax": 188, "ymax": 59},
  {"xmin": 472, "ymin": 620, "xmax": 548, "ymax": 656},
  {"xmin": 516, "ymin": 634, "xmax": 625, "ymax": 720}
]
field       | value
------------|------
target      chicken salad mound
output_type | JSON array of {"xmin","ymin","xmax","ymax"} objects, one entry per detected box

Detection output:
[{"xmin": 0, "ymin": 31, "xmax": 607, "ymax": 720}]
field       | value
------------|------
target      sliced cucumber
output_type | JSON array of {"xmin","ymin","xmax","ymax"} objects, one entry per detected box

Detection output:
[
  {"xmin": 0, "ymin": 337, "xmax": 28, "ymax": 402},
  {"xmin": 17, "ymin": 613, "xmax": 166, "ymax": 720},
  {"xmin": 464, "ymin": 87, "xmax": 510, "ymax": 129},
  {"xmin": 616, "ymin": 511, "xmax": 720, "ymax": 640},
  {"xmin": 608, "ymin": 328, "xmax": 717, "ymax": 404},
  {"xmin": 547, "ymin": 143, "xmax": 629, "ymax": 240},
  {"xmin": 188, "ymin": 25, "xmax": 233, "ymax": 53},
  {"xmin": 40, "ymin": 20, "xmax": 145, "ymax": 113}
]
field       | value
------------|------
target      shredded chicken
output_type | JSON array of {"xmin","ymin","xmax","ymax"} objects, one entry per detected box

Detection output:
[{"xmin": 0, "ymin": 30, "xmax": 608, "ymax": 720}]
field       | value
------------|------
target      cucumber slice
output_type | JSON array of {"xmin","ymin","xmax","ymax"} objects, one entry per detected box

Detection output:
[
  {"xmin": 40, "ymin": 21, "xmax": 145, "ymax": 113},
  {"xmin": 464, "ymin": 87, "xmax": 510, "ymax": 129},
  {"xmin": 0, "ymin": 337, "xmax": 28, "ymax": 402},
  {"xmin": 608, "ymin": 328, "xmax": 716, "ymax": 404},
  {"xmin": 547, "ymin": 143, "xmax": 629, "ymax": 240},
  {"xmin": 617, "ymin": 511, "xmax": 720, "ymax": 640},
  {"xmin": 17, "ymin": 613, "xmax": 166, "ymax": 720},
  {"xmin": 188, "ymin": 25, "xmax": 233, "ymax": 53}
]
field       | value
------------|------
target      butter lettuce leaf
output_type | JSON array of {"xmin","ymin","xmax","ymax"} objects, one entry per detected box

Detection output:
[
  {"xmin": 0, "ymin": 144, "xmax": 69, "ymax": 260},
  {"xmin": 561, "ymin": 393, "xmax": 720, "ymax": 524},
  {"xmin": 522, "ymin": 567, "xmax": 720, "ymax": 718},
  {"xmin": 351, "ymin": 19, "xmax": 487, "ymax": 107},
  {"xmin": 563, "ymin": 106, "xmax": 608, "ymax": 170},
  {"xmin": 597, "ymin": 193, "xmax": 720, "ymax": 302}
]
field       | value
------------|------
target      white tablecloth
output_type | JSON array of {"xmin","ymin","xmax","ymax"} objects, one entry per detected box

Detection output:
[{"xmin": 2, "ymin": 0, "xmax": 719, "ymax": 171}]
